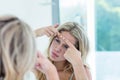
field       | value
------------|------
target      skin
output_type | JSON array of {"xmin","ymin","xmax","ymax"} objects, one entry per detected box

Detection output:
[
  {"xmin": 35, "ymin": 25, "xmax": 92, "ymax": 80},
  {"xmin": 49, "ymin": 31, "xmax": 76, "ymax": 62},
  {"xmin": 34, "ymin": 24, "xmax": 60, "ymax": 80},
  {"xmin": 35, "ymin": 52, "xmax": 59, "ymax": 80}
]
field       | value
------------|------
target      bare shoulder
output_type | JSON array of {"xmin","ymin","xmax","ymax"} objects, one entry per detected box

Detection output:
[{"xmin": 84, "ymin": 65, "xmax": 92, "ymax": 80}]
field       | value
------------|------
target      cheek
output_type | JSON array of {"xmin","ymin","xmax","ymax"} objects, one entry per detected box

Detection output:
[{"xmin": 60, "ymin": 50, "xmax": 66, "ymax": 56}]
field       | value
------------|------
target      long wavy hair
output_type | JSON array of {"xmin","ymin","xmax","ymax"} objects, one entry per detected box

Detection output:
[
  {"xmin": 0, "ymin": 15, "xmax": 36, "ymax": 80},
  {"xmin": 36, "ymin": 22, "xmax": 89, "ymax": 80}
]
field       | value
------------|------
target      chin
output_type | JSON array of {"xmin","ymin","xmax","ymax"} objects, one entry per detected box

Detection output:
[
  {"xmin": 49, "ymin": 56, "xmax": 55, "ymax": 61},
  {"xmin": 49, "ymin": 57, "xmax": 58, "ymax": 62}
]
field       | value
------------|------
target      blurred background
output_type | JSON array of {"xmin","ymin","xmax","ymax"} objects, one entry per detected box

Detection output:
[{"xmin": 0, "ymin": 0, "xmax": 120, "ymax": 80}]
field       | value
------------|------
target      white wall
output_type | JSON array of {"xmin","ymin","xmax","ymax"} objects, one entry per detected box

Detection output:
[
  {"xmin": 87, "ymin": 0, "xmax": 96, "ymax": 80},
  {"xmin": 96, "ymin": 52, "xmax": 120, "ymax": 80},
  {"xmin": 0, "ymin": 0, "xmax": 52, "ymax": 53}
]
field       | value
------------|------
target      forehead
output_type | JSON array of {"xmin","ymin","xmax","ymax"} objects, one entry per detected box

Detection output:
[{"xmin": 57, "ymin": 31, "xmax": 77, "ymax": 45}]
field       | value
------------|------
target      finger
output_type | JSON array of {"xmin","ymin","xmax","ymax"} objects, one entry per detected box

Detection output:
[
  {"xmin": 46, "ymin": 28, "xmax": 54, "ymax": 36},
  {"xmin": 53, "ymin": 23, "xmax": 59, "ymax": 28},
  {"xmin": 48, "ymin": 27, "xmax": 59, "ymax": 36},
  {"xmin": 37, "ymin": 51, "xmax": 42, "ymax": 58},
  {"xmin": 37, "ymin": 51, "xmax": 44, "ymax": 59},
  {"xmin": 35, "ymin": 64, "xmax": 41, "ymax": 71},
  {"xmin": 45, "ymin": 27, "xmax": 57, "ymax": 36},
  {"xmin": 44, "ymin": 30, "xmax": 51, "ymax": 37},
  {"xmin": 57, "ymin": 32, "xmax": 61, "ymax": 36}
]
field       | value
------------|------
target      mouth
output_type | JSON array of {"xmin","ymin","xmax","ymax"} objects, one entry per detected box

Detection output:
[{"xmin": 52, "ymin": 52, "xmax": 59, "ymax": 57}]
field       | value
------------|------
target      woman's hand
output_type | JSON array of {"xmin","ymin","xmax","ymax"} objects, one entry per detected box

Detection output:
[
  {"xmin": 35, "ymin": 51, "xmax": 56, "ymax": 74},
  {"xmin": 35, "ymin": 24, "xmax": 59, "ymax": 37},
  {"xmin": 59, "ymin": 34, "xmax": 82, "ymax": 65},
  {"xmin": 59, "ymin": 35, "xmax": 91, "ymax": 80},
  {"xmin": 35, "ymin": 51, "xmax": 60, "ymax": 80},
  {"xmin": 64, "ymin": 40, "xmax": 82, "ymax": 65}
]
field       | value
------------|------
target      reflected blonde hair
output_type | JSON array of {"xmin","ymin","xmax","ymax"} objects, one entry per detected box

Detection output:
[
  {"xmin": 37, "ymin": 22, "xmax": 89, "ymax": 80},
  {"xmin": 0, "ymin": 15, "xmax": 36, "ymax": 80}
]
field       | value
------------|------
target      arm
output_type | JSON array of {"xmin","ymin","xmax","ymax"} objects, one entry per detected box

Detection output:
[
  {"xmin": 34, "ymin": 24, "xmax": 59, "ymax": 37},
  {"xmin": 84, "ymin": 66, "xmax": 92, "ymax": 80},
  {"xmin": 45, "ymin": 65, "xmax": 59, "ymax": 80},
  {"xmin": 72, "ymin": 58, "xmax": 92, "ymax": 80},
  {"xmin": 61, "ymin": 37, "xmax": 91, "ymax": 80}
]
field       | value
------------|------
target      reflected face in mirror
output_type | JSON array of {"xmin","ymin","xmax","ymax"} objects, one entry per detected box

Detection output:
[{"xmin": 49, "ymin": 31, "xmax": 77, "ymax": 62}]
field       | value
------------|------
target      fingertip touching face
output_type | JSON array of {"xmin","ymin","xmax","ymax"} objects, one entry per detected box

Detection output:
[{"xmin": 49, "ymin": 31, "xmax": 77, "ymax": 62}]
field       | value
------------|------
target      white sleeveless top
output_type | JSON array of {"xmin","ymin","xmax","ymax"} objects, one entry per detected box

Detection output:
[{"xmin": 24, "ymin": 71, "xmax": 36, "ymax": 80}]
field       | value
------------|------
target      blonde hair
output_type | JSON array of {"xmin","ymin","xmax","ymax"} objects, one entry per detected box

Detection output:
[
  {"xmin": 37, "ymin": 22, "xmax": 89, "ymax": 80},
  {"xmin": 0, "ymin": 15, "xmax": 36, "ymax": 80}
]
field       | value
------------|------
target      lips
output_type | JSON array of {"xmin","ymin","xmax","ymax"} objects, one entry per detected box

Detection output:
[{"xmin": 52, "ymin": 52, "xmax": 59, "ymax": 57}]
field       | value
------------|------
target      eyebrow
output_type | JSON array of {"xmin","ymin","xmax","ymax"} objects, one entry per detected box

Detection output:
[{"xmin": 55, "ymin": 35, "xmax": 76, "ymax": 46}]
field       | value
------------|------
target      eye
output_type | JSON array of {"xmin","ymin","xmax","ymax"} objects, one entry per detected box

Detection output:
[
  {"xmin": 63, "ymin": 44, "xmax": 69, "ymax": 49},
  {"xmin": 54, "ymin": 38, "xmax": 60, "ymax": 43}
]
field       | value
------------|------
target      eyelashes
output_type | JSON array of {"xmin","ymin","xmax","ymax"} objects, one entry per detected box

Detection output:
[
  {"xmin": 54, "ymin": 38, "xmax": 60, "ymax": 43},
  {"xmin": 63, "ymin": 45, "xmax": 69, "ymax": 49},
  {"xmin": 54, "ymin": 37, "xmax": 69, "ymax": 49}
]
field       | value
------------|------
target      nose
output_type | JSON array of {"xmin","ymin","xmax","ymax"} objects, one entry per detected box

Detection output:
[{"xmin": 55, "ymin": 44, "xmax": 62, "ymax": 53}]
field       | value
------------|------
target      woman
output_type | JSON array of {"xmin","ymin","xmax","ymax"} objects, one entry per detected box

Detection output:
[
  {"xmin": 35, "ymin": 22, "xmax": 92, "ymax": 80},
  {"xmin": 0, "ymin": 15, "xmax": 59, "ymax": 80}
]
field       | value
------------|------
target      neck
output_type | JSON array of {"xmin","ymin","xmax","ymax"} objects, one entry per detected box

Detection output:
[{"xmin": 53, "ymin": 60, "xmax": 66, "ymax": 71}]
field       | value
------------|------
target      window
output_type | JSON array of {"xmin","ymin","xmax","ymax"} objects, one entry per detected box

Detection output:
[
  {"xmin": 52, "ymin": 0, "xmax": 96, "ymax": 80},
  {"xmin": 95, "ymin": 0, "xmax": 120, "ymax": 80},
  {"xmin": 52, "ymin": 0, "xmax": 120, "ymax": 80},
  {"xmin": 95, "ymin": 0, "xmax": 120, "ymax": 51}
]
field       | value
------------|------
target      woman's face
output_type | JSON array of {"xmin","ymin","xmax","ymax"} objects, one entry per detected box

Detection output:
[{"xmin": 49, "ymin": 31, "xmax": 77, "ymax": 62}]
